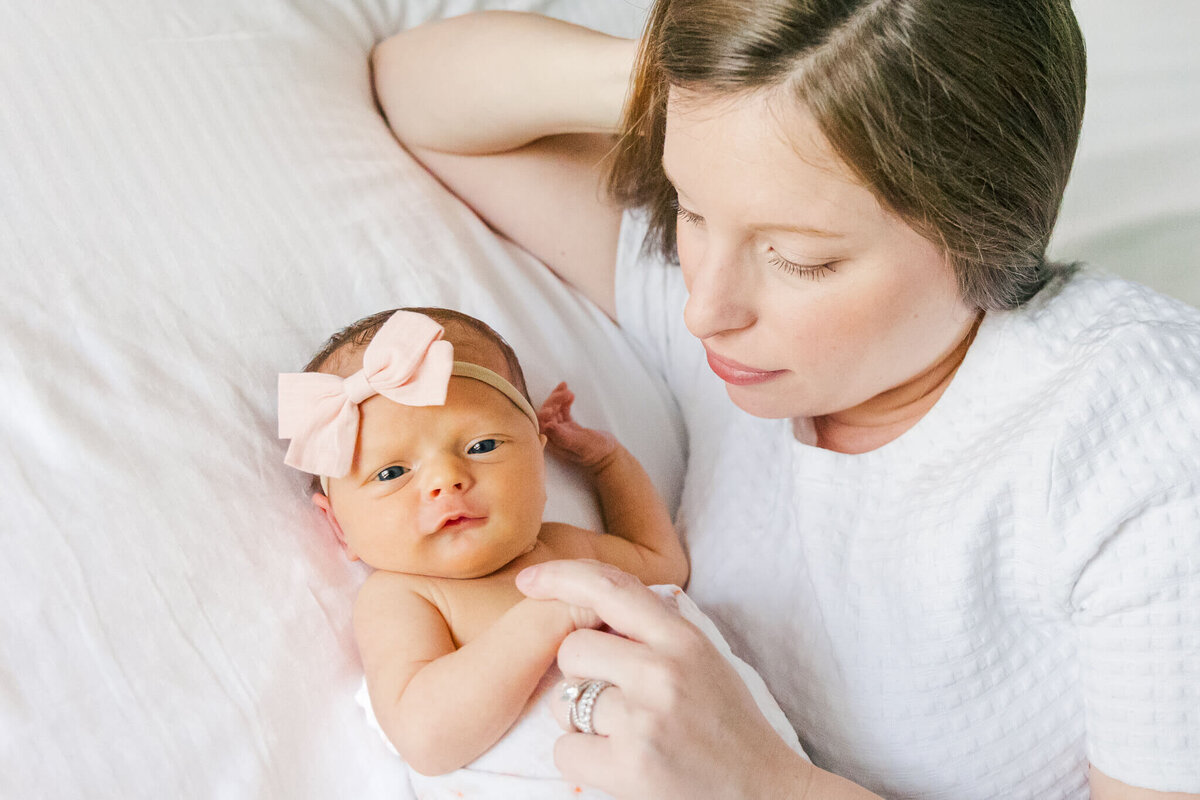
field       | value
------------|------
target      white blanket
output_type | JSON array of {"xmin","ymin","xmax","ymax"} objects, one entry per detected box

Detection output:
[
  {"xmin": 2, "ymin": 1, "xmax": 1197, "ymax": 798},
  {"xmin": 356, "ymin": 587, "xmax": 805, "ymax": 799}
]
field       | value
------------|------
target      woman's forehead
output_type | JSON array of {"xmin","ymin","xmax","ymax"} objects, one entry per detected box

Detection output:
[
  {"xmin": 663, "ymin": 86, "xmax": 882, "ymax": 232},
  {"xmin": 665, "ymin": 86, "xmax": 837, "ymax": 168}
]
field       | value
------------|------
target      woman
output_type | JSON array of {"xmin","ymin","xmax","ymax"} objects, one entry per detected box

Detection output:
[{"xmin": 371, "ymin": 2, "xmax": 1200, "ymax": 798}]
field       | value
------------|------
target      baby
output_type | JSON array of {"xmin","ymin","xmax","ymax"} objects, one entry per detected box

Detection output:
[
  {"xmin": 278, "ymin": 308, "xmax": 689, "ymax": 776},
  {"xmin": 278, "ymin": 307, "xmax": 802, "ymax": 797}
]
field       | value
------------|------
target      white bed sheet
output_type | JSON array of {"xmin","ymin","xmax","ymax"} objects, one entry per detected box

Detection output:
[{"xmin": 1, "ymin": 1, "xmax": 1196, "ymax": 798}]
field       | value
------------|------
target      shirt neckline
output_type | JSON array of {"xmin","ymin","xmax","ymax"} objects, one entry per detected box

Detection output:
[{"xmin": 788, "ymin": 305, "xmax": 1015, "ymax": 470}]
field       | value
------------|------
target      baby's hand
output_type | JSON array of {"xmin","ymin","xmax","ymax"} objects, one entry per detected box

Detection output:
[{"xmin": 538, "ymin": 382, "xmax": 617, "ymax": 469}]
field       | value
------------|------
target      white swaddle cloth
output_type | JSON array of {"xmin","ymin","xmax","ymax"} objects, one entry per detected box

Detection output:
[{"xmin": 356, "ymin": 585, "xmax": 807, "ymax": 799}]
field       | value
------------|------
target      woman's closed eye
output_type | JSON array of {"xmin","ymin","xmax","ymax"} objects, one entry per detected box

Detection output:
[
  {"xmin": 675, "ymin": 197, "xmax": 836, "ymax": 280},
  {"xmin": 375, "ymin": 465, "xmax": 410, "ymax": 482},
  {"xmin": 767, "ymin": 250, "xmax": 838, "ymax": 280},
  {"xmin": 674, "ymin": 200, "xmax": 704, "ymax": 227}
]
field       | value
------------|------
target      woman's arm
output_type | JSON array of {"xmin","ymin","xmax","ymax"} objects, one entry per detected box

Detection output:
[
  {"xmin": 373, "ymin": 11, "xmax": 633, "ymax": 155},
  {"xmin": 354, "ymin": 572, "xmax": 591, "ymax": 776},
  {"xmin": 1091, "ymin": 767, "xmax": 1200, "ymax": 800},
  {"xmin": 372, "ymin": 12, "xmax": 634, "ymax": 316}
]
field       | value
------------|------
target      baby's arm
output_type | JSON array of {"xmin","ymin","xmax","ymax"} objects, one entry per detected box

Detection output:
[
  {"xmin": 539, "ymin": 383, "xmax": 689, "ymax": 587},
  {"xmin": 354, "ymin": 571, "xmax": 593, "ymax": 776}
]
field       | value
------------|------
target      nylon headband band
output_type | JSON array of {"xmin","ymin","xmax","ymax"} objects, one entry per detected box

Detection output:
[
  {"xmin": 318, "ymin": 361, "xmax": 538, "ymax": 494},
  {"xmin": 448, "ymin": 361, "xmax": 540, "ymax": 432}
]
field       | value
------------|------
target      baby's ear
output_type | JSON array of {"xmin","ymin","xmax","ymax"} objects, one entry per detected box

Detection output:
[
  {"xmin": 311, "ymin": 492, "xmax": 358, "ymax": 561},
  {"xmin": 539, "ymin": 432, "xmax": 548, "ymax": 449}
]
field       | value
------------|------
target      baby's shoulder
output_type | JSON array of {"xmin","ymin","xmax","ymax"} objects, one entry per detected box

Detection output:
[
  {"xmin": 355, "ymin": 569, "xmax": 443, "ymax": 620},
  {"xmin": 538, "ymin": 521, "xmax": 602, "ymax": 561}
]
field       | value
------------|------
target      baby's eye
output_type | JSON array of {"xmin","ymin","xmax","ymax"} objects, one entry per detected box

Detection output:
[
  {"xmin": 375, "ymin": 465, "xmax": 410, "ymax": 482},
  {"xmin": 467, "ymin": 439, "xmax": 501, "ymax": 455}
]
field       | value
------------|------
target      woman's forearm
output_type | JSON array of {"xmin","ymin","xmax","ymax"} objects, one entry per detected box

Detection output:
[
  {"xmin": 380, "ymin": 598, "xmax": 573, "ymax": 776},
  {"xmin": 372, "ymin": 11, "xmax": 636, "ymax": 154}
]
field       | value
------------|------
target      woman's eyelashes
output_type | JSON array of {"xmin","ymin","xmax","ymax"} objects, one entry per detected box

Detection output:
[
  {"xmin": 674, "ymin": 199, "xmax": 837, "ymax": 280},
  {"xmin": 766, "ymin": 251, "xmax": 838, "ymax": 280},
  {"xmin": 674, "ymin": 200, "xmax": 704, "ymax": 227}
]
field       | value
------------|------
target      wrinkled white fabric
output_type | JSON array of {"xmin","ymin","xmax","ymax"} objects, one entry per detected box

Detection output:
[{"xmin": 356, "ymin": 586, "xmax": 806, "ymax": 799}]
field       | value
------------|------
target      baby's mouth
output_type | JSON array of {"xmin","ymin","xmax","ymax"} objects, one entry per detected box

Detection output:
[{"xmin": 433, "ymin": 514, "xmax": 486, "ymax": 533}]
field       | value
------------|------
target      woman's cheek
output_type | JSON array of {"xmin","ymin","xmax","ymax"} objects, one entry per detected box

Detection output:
[{"xmin": 676, "ymin": 228, "xmax": 703, "ymax": 289}]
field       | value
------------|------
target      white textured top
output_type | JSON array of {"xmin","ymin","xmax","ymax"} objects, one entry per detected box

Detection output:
[{"xmin": 615, "ymin": 209, "xmax": 1200, "ymax": 798}]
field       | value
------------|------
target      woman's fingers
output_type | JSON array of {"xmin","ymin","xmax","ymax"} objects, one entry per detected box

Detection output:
[
  {"xmin": 516, "ymin": 560, "xmax": 689, "ymax": 652},
  {"xmin": 554, "ymin": 729, "xmax": 619, "ymax": 791},
  {"xmin": 554, "ymin": 730, "xmax": 616, "ymax": 791},
  {"xmin": 521, "ymin": 561, "xmax": 813, "ymax": 798},
  {"xmin": 555, "ymin": 627, "xmax": 650, "ymax": 689}
]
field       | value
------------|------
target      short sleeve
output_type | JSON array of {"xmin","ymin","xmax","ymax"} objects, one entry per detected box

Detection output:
[
  {"xmin": 1052, "ymin": 320, "xmax": 1200, "ymax": 792},
  {"xmin": 1073, "ymin": 491, "xmax": 1200, "ymax": 791}
]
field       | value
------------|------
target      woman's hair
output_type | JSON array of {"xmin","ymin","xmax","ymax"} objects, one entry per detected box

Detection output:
[
  {"xmin": 608, "ymin": 0, "xmax": 1087, "ymax": 310},
  {"xmin": 301, "ymin": 306, "xmax": 532, "ymax": 494}
]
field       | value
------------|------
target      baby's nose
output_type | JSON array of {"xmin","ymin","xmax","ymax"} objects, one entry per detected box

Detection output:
[
  {"xmin": 427, "ymin": 479, "xmax": 465, "ymax": 498},
  {"xmin": 422, "ymin": 457, "xmax": 472, "ymax": 497}
]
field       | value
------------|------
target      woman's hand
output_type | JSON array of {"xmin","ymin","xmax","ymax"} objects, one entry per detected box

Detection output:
[{"xmin": 516, "ymin": 559, "xmax": 814, "ymax": 800}]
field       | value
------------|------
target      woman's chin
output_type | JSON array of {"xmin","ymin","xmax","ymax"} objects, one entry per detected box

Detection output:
[{"xmin": 724, "ymin": 383, "xmax": 808, "ymax": 421}]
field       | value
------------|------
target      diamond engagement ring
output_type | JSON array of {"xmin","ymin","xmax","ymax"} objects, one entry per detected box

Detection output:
[{"xmin": 563, "ymin": 678, "xmax": 613, "ymax": 735}]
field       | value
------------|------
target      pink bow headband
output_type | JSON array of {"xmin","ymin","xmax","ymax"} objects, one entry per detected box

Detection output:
[{"xmin": 278, "ymin": 311, "xmax": 538, "ymax": 485}]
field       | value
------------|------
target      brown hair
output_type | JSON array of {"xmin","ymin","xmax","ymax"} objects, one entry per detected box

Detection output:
[
  {"xmin": 301, "ymin": 306, "xmax": 531, "ymax": 494},
  {"xmin": 608, "ymin": 0, "xmax": 1087, "ymax": 310}
]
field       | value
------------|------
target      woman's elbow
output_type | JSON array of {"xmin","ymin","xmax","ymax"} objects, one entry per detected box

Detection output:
[{"xmin": 369, "ymin": 37, "xmax": 405, "ymax": 131}]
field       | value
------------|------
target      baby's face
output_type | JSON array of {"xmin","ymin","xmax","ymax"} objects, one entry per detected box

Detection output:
[{"xmin": 326, "ymin": 370, "xmax": 547, "ymax": 579}]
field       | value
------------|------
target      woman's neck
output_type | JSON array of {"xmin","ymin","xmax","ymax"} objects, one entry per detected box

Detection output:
[{"xmin": 805, "ymin": 313, "xmax": 984, "ymax": 454}]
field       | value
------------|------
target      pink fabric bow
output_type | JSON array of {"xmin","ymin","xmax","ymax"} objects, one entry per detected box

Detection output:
[{"xmin": 278, "ymin": 311, "xmax": 453, "ymax": 478}]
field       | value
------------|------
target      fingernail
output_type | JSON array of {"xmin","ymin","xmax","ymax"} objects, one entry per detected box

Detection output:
[{"xmin": 515, "ymin": 565, "xmax": 538, "ymax": 590}]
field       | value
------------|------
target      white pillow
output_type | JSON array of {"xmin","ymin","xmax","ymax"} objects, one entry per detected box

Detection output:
[{"xmin": 0, "ymin": 2, "xmax": 665, "ymax": 798}]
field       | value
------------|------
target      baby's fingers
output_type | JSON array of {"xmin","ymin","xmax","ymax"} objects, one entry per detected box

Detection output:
[{"xmin": 538, "ymin": 382, "xmax": 575, "ymax": 424}]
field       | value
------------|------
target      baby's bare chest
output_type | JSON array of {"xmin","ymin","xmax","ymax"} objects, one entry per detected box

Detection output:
[
  {"xmin": 435, "ymin": 575, "xmax": 525, "ymax": 646},
  {"xmin": 428, "ymin": 539, "xmax": 565, "ymax": 646}
]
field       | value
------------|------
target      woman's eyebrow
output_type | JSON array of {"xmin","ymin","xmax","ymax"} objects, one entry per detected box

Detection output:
[
  {"xmin": 665, "ymin": 161, "xmax": 843, "ymax": 239},
  {"xmin": 752, "ymin": 221, "xmax": 844, "ymax": 238}
]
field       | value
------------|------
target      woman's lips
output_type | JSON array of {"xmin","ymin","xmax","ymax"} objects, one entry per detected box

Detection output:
[{"xmin": 704, "ymin": 348, "xmax": 787, "ymax": 386}]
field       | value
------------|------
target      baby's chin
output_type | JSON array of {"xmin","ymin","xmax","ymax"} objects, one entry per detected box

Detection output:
[{"xmin": 418, "ymin": 529, "xmax": 542, "ymax": 580}]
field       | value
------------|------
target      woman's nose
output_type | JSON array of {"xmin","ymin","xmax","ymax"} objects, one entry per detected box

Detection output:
[{"xmin": 682, "ymin": 246, "xmax": 756, "ymax": 340}]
